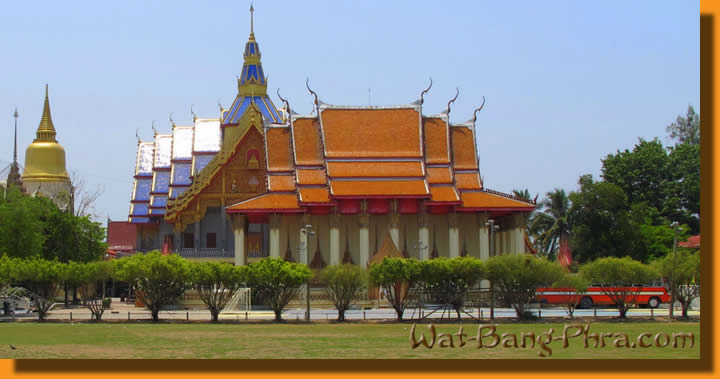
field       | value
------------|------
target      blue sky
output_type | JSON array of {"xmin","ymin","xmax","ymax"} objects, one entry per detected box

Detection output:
[{"xmin": 0, "ymin": 1, "xmax": 699, "ymax": 221}]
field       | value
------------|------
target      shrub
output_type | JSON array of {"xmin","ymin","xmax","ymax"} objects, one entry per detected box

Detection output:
[
  {"xmin": 11, "ymin": 257, "xmax": 67, "ymax": 321},
  {"xmin": 246, "ymin": 258, "xmax": 312, "ymax": 321},
  {"xmin": 66, "ymin": 260, "xmax": 114, "ymax": 320},
  {"xmin": 189, "ymin": 261, "xmax": 248, "ymax": 322},
  {"xmin": 652, "ymin": 250, "xmax": 700, "ymax": 318},
  {"xmin": 416, "ymin": 257, "xmax": 484, "ymax": 320},
  {"xmin": 580, "ymin": 256, "xmax": 658, "ymax": 318},
  {"xmin": 552, "ymin": 273, "xmax": 589, "ymax": 318},
  {"xmin": 316, "ymin": 264, "xmax": 367, "ymax": 321},
  {"xmin": 113, "ymin": 251, "xmax": 190, "ymax": 321},
  {"xmin": 368, "ymin": 258, "xmax": 420, "ymax": 321},
  {"xmin": 485, "ymin": 254, "xmax": 565, "ymax": 320}
]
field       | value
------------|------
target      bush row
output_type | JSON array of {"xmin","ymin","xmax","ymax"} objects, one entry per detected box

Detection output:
[{"xmin": 0, "ymin": 249, "xmax": 699, "ymax": 322}]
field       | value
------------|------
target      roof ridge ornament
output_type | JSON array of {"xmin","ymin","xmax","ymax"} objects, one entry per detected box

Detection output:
[
  {"xmin": 151, "ymin": 120, "xmax": 158, "ymax": 136},
  {"xmin": 277, "ymin": 88, "xmax": 291, "ymax": 122},
  {"xmin": 135, "ymin": 128, "xmax": 141, "ymax": 144},
  {"xmin": 169, "ymin": 112, "xmax": 175, "ymax": 127},
  {"xmin": 306, "ymin": 78, "xmax": 319, "ymax": 115},
  {"xmin": 218, "ymin": 99, "xmax": 225, "ymax": 113},
  {"xmin": 419, "ymin": 77, "xmax": 432, "ymax": 105},
  {"xmin": 444, "ymin": 88, "xmax": 459, "ymax": 119},
  {"xmin": 191, "ymin": 104, "xmax": 197, "ymax": 122},
  {"xmin": 471, "ymin": 96, "xmax": 486, "ymax": 125}
]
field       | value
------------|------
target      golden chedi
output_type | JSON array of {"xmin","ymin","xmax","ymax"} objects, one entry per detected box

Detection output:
[{"xmin": 22, "ymin": 85, "xmax": 72, "ymax": 203}]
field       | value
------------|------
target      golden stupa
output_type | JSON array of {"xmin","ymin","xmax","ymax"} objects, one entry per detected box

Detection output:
[{"xmin": 22, "ymin": 85, "xmax": 72, "ymax": 200}]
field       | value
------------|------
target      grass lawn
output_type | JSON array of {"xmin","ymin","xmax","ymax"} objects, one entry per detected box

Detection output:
[{"xmin": 0, "ymin": 320, "xmax": 699, "ymax": 359}]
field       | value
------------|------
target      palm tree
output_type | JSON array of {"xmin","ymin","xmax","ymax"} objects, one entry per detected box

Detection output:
[{"xmin": 528, "ymin": 189, "xmax": 571, "ymax": 262}]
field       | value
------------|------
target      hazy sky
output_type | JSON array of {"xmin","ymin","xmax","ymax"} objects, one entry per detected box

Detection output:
[{"xmin": 0, "ymin": 1, "xmax": 699, "ymax": 222}]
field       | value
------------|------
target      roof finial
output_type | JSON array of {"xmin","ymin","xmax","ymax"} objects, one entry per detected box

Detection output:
[
  {"xmin": 419, "ymin": 77, "xmax": 432, "ymax": 105},
  {"xmin": 306, "ymin": 78, "xmax": 319, "ymax": 114},
  {"xmin": 135, "ymin": 128, "xmax": 141, "ymax": 144},
  {"xmin": 151, "ymin": 120, "xmax": 158, "ymax": 136},
  {"xmin": 277, "ymin": 88, "xmax": 291, "ymax": 122},
  {"xmin": 169, "ymin": 112, "xmax": 175, "ymax": 127},
  {"xmin": 250, "ymin": 3, "xmax": 254, "ymax": 35},
  {"xmin": 445, "ymin": 87, "xmax": 459, "ymax": 121},
  {"xmin": 218, "ymin": 98, "xmax": 225, "ymax": 113},
  {"xmin": 190, "ymin": 104, "xmax": 197, "ymax": 121},
  {"xmin": 471, "ymin": 96, "xmax": 486, "ymax": 124}
]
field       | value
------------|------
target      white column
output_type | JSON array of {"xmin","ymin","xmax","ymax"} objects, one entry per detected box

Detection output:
[
  {"xmin": 418, "ymin": 212, "xmax": 430, "ymax": 260},
  {"xmin": 194, "ymin": 221, "xmax": 201, "ymax": 249},
  {"xmin": 269, "ymin": 214, "xmax": 281, "ymax": 258},
  {"xmin": 329, "ymin": 213, "xmax": 341, "ymax": 266},
  {"xmin": 389, "ymin": 212, "xmax": 400, "ymax": 248},
  {"xmin": 514, "ymin": 213, "xmax": 525, "ymax": 255},
  {"xmin": 232, "ymin": 214, "xmax": 246, "ymax": 266},
  {"xmin": 448, "ymin": 212, "xmax": 460, "ymax": 258},
  {"xmin": 299, "ymin": 221, "xmax": 309, "ymax": 265},
  {"xmin": 477, "ymin": 213, "xmax": 489, "ymax": 261},
  {"xmin": 359, "ymin": 214, "xmax": 370, "ymax": 268}
]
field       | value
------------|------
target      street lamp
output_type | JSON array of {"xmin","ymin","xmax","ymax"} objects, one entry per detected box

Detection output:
[
  {"xmin": 485, "ymin": 219, "xmax": 500, "ymax": 320},
  {"xmin": 300, "ymin": 224, "xmax": 314, "ymax": 321},
  {"xmin": 669, "ymin": 221, "xmax": 681, "ymax": 321}
]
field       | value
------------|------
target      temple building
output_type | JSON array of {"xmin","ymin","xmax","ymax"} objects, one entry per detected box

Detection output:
[{"xmin": 127, "ymin": 8, "xmax": 535, "ymax": 266}]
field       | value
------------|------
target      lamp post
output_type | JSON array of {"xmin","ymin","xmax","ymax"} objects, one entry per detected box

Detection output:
[
  {"xmin": 669, "ymin": 221, "xmax": 680, "ymax": 321},
  {"xmin": 300, "ymin": 224, "xmax": 314, "ymax": 321},
  {"xmin": 485, "ymin": 219, "xmax": 500, "ymax": 321}
]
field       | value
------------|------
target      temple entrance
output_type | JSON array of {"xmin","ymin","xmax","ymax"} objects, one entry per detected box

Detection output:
[{"xmin": 246, "ymin": 222, "xmax": 268, "ymax": 262}]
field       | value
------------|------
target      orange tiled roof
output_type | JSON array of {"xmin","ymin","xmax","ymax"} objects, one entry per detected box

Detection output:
[
  {"xmin": 327, "ymin": 161, "xmax": 424, "ymax": 178},
  {"xmin": 451, "ymin": 126, "xmax": 478, "ymax": 170},
  {"xmin": 424, "ymin": 117, "xmax": 450, "ymax": 164},
  {"xmin": 227, "ymin": 193, "xmax": 303, "ymax": 212},
  {"xmin": 320, "ymin": 108, "xmax": 422, "ymax": 158},
  {"xmin": 296, "ymin": 169, "xmax": 327, "ymax": 185},
  {"xmin": 429, "ymin": 186, "xmax": 460, "ymax": 203},
  {"xmin": 299, "ymin": 187, "xmax": 332, "ymax": 203},
  {"xmin": 266, "ymin": 127, "xmax": 294, "ymax": 172},
  {"xmin": 460, "ymin": 191, "xmax": 534, "ymax": 209},
  {"xmin": 330, "ymin": 179, "xmax": 428, "ymax": 197},
  {"xmin": 427, "ymin": 166, "xmax": 453, "ymax": 184},
  {"xmin": 455, "ymin": 172, "xmax": 482, "ymax": 190},
  {"xmin": 292, "ymin": 118, "xmax": 324, "ymax": 166},
  {"xmin": 268, "ymin": 175, "xmax": 296, "ymax": 191}
]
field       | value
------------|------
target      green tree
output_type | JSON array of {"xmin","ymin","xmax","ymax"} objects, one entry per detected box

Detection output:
[
  {"xmin": 484, "ymin": 254, "xmax": 565, "ymax": 320},
  {"xmin": 316, "ymin": 264, "xmax": 367, "ymax": 321},
  {"xmin": 416, "ymin": 257, "xmax": 484, "ymax": 320},
  {"xmin": 528, "ymin": 189, "xmax": 571, "ymax": 259},
  {"xmin": 579, "ymin": 257, "xmax": 658, "ymax": 318},
  {"xmin": 11, "ymin": 258, "xmax": 67, "ymax": 321},
  {"xmin": 189, "ymin": 262, "xmax": 248, "ymax": 322},
  {"xmin": 113, "ymin": 251, "xmax": 190, "ymax": 321},
  {"xmin": 67, "ymin": 260, "xmax": 113, "ymax": 321},
  {"xmin": 568, "ymin": 175, "xmax": 643, "ymax": 262},
  {"xmin": 664, "ymin": 143, "xmax": 700, "ymax": 233},
  {"xmin": 0, "ymin": 187, "xmax": 48, "ymax": 258},
  {"xmin": 551, "ymin": 273, "xmax": 589, "ymax": 318},
  {"xmin": 652, "ymin": 249, "xmax": 700, "ymax": 319},
  {"xmin": 246, "ymin": 258, "xmax": 312, "ymax": 321},
  {"xmin": 602, "ymin": 138, "xmax": 669, "ymax": 212},
  {"xmin": 666, "ymin": 105, "xmax": 700, "ymax": 145},
  {"xmin": 368, "ymin": 257, "xmax": 420, "ymax": 321}
]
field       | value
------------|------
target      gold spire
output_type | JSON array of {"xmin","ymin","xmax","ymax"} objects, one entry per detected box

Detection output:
[
  {"xmin": 250, "ymin": 4, "xmax": 254, "ymax": 37},
  {"xmin": 22, "ymin": 85, "xmax": 70, "ymax": 183},
  {"xmin": 35, "ymin": 84, "xmax": 57, "ymax": 142}
]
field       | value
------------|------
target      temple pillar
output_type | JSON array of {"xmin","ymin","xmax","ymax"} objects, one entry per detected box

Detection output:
[
  {"xmin": 448, "ymin": 212, "xmax": 460, "ymax": 258},
  {"xmin": 194, "ymin": 221, "xmax": 200, "ymax": 250},
  {"xmin": 359, "ymin": 213, "xmax": 370, "ymax": 268},
  {"xmin": 269, "ymin": 214, "xmax": 281, "ymax": 258},
  {"xmin": 329, "ymin": 213, "xmax": 341, "ymax": 266},
  {"xmin": 220, "ymin": 202, "xmax": 227, "ymax": 251},
  {"xmin": 388, "ymin": 211, "xmax": 400, "ymax": 248},
  {"xmin": 477, "ymin": 213, "xmax": 489, "ymax": 261},
  {"xmin": 231, "ymin": 214, "xmax": 246, "ymax": 266},
  {"xmin": 173, "ymin": 223, "xmax": 182, "ymax": 253},
  {"xmin": 418, "ymin": 211, "xmax": 430, "ymax": 260},
  {"xmin": 514, "ymin": 213, "xmax": 526, "ymax": 255}
]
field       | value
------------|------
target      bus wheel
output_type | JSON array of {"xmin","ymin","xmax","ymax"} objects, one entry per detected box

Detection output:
[
  {"xmin": 579, "ymin": 297, "xmax": 593, "ymax": 309},
  {"xmin": 648, "ymin": 297, "xmax": 660, "ymax": 309}
]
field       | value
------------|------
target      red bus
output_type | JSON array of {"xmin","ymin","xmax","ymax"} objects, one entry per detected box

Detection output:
[{"xmin": 536, "ymin": 283, "xmax": 671, "ymax": 309}]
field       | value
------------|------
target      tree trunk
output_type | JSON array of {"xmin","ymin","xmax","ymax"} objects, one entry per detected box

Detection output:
[
  {"xmin": 274, "ymin": 310, "xmax": 283, "ymax": 321},
  {"xmin": 64, "ymin": 282, "xmax": 69, "ymax": 307},
  {"xmin": 212, "ymin": 310, "xmax": 219, "ymax": 322},
  {"xmin": 152, "ymin": 309, "xmax": 160, "ymax": 321},
  {"xmin": 618, "ymin": 307, "xmax": 628, "ymax": 318},
  {"xmin": 72, "ymin": 286, "xmax": 79, "ymax": 304},
  {"xmin": 338, "ymin": 310, "xmax": 345, "ymax": 321},
  {"xmin": 396, "ymin": 309, "xmax": 404, "ymax": 321},
  {"xmin": 681, "ymin": 302, "xmax": 689, "ymax": 319}
]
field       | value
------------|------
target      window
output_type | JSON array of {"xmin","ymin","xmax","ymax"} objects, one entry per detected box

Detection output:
[
  {"xmin": 183, "ymin": 233, "xmax": 194, "ymax": 249},
  {"xmin": 207, "ymin": 233, "xmax": 217, "ymax": 249}
]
